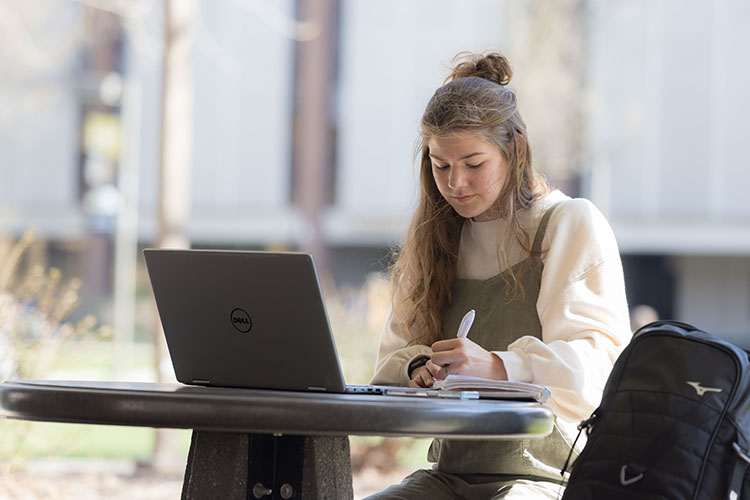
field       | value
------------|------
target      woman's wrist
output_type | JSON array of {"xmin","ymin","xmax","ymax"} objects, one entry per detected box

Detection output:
[
  {"xmin": 490, "ymin": 353, "xmax": 508, "ymax": 380},
  {"xmin": 407, "ymin": 356, "xmax": 430, "ymax": 378}
]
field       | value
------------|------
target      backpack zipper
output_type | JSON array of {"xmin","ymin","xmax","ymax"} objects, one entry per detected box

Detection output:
[
  {"xmin": 687, "ymin": 335, "xmax": 742, "ymax": 500},
  {"xmin": 560, "ymin": 411, "xmax": 599, "ymax": 484}
]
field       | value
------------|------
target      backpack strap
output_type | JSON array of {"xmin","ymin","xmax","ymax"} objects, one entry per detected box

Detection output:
[
  {"xmin": 729, "ymin": 442, "xmax": 750, "ymax": 500},
  {"xmin": 560, "ymin": 411, "xmax": 598, "ymax": 483}
]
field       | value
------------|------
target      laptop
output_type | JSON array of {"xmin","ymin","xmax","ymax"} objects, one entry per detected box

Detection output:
[{"xmin": 143, "ymin": 248, "xmax": 476, "ymax": 399}]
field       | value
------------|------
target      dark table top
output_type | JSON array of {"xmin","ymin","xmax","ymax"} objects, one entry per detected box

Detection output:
[{"xmin": 0, "ymin": 380, "xmax": 554, "ymax": 439}]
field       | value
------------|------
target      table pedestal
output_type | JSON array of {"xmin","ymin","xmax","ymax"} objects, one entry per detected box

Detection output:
[{"xmin": 182, "ymin": 431, "xmax": 353, "ymax": 500}]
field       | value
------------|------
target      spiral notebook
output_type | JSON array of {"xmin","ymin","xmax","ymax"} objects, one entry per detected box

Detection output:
[{"xmin": 432, "ymin": 375, "xmax": 550, "ymax": 402}]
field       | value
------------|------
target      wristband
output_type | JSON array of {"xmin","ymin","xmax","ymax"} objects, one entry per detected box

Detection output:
[{"xmin": 407, "ymin": 356, "xmax": 430, "ymax": 377}]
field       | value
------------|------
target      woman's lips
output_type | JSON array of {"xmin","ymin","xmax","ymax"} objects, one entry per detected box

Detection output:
[{"xmin": 453, "ymin": 194, "xmax": 475, "ymax": 203}]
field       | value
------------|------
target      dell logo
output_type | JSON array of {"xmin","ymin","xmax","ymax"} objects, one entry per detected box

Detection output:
[{"xmin": 230, "ymin": 308, "xmax": 252, "ymax": 333}]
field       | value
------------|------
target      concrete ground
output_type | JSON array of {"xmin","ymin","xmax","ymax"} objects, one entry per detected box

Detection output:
[{"xmin": 0, "ymin": 460, "xmax": 410, "ymax": 500}]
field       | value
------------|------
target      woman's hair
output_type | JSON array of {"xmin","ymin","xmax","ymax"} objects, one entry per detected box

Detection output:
[{"xmin": 390, "ymin": 52, "xmax": 549, "ymax": 346}]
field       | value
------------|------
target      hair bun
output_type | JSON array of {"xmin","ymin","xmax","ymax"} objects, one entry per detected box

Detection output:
[{"xmin": 447, "ymin": 52, "xmax": 513, "ymax": 86}]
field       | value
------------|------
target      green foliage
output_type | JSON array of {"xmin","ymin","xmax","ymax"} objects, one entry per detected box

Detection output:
[
  {"xmin": 0, "ymin": 423, "xmax": 157, "ymax": 460},
  {"xmin": 0, "ymin": 229, "xmax": 110, "ymax": 467},
  {"xmin": 324, "ymin": 273, "xmax": 390, "ymax": 385},
  {"xmin": 0, "ymin": 229, "xmax": 111, "ymax": 381}
]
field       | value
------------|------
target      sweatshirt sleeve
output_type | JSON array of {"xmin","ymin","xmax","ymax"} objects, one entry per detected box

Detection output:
[
  {"xmin": 369, "ymin": 307, "xmax": 433, "ymax": 386},
  {"xmin": 492, "ymin": 199, "xmax": 632, "ymax": 423}
]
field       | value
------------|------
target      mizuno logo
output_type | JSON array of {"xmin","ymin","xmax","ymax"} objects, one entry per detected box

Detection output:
[{"xmin": 687, "ymin": 381, "xmax": 723, "ymax": 396}]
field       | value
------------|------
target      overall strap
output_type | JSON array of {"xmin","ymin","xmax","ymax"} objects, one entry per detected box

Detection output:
[{"xmin": 532, "ymin": 201, "xmax": 563, "ymax": 255}]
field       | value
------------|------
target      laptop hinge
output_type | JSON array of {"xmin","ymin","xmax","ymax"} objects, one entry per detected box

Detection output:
[
  {"xmin": 307, "ymin": 386, "xmax": 327, "ymax": 392},
  {"xmin": 192, "ymin": 379, "xmax": 210, "ymax": 385}
]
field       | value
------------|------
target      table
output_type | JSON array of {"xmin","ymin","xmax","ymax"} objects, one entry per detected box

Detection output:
[{"xmin": 0, "ymin": 380, "xmax": 554, "ymax": 499}]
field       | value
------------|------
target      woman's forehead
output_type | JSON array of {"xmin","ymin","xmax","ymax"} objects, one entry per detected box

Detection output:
[{"xmin": 427, "ymin": 133, "xmax": 497, "ymax": 156}]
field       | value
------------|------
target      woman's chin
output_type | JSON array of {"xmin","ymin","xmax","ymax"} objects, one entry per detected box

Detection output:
[
  {"xmin": 452, "ymin": 205, "xmax": 484, "ymax": 220},
  {"xmin": 452, "ymin": 207, "xmax": 476, "ymax": 219}
]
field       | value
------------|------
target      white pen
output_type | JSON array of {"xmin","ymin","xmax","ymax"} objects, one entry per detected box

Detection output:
[
  {"xmin": 456, "ymin": 309, "xmax": 476, "ymax": 338},
  {"xmin": 444, "ymin": 309, "xmax": 475, "ymax": 378}
]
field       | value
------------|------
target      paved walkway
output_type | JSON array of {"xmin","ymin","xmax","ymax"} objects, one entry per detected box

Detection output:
[{"xmin": 0, "ymin": 464, "xmax": 410, "ymax": 499}]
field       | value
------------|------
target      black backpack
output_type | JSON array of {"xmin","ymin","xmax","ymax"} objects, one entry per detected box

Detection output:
[{"xmin": 561, "ymin": 320, "xmax": 750, "ymax": 500}]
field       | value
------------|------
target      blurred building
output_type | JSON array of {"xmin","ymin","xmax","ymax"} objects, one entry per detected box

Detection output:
[
  {"xmin": 586, "ymin": 0, "xmax": 750, "ymax": 346},
  {"xmin": 0, "ymin": 0, "xmax": 748, "ymax": 347}
]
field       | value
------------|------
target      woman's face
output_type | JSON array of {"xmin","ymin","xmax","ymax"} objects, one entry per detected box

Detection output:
[{"xmin": 427, "ymin": 133, "xmax": 509, "ymax": 221}]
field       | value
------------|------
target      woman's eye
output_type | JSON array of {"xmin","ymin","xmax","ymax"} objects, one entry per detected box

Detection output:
[
  {"xmin": 434, "ymin": 164, "xmax": 449, "ymax": 170},
  {"xmin": 467, "ymin": 163, "xmax": 483, "ymax": 169}
]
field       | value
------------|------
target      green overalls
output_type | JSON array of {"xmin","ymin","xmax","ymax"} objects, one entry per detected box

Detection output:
[
  {"xmin": 428, "ymin": 202, "xmax": 571, "ymax": 482},
  {"xmin": 365, "ymin": 203, "xmax": 572, "ymax": 500}
]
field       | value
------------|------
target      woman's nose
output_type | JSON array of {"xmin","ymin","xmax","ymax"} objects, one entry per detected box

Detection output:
[{"xmin": 448, "ymin": 167, "xmax": 467, "ymax": 190}]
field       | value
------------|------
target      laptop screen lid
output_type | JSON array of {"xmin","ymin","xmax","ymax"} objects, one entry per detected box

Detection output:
[{"xmin": 143, "ymin": 249, "xmax": 347, "ymax": 393}]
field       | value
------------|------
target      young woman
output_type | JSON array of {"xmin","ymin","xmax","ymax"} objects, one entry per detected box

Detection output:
[{"xmin": 366, "ymin": 52, "xmax": 631, "ymax": 499}]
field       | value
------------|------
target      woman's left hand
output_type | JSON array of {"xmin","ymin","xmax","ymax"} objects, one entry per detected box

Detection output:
[{"xmin": 428, "ymin": 337, "xmax": 508, "ymax": 380}]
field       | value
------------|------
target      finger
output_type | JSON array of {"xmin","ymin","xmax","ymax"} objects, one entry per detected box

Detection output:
[
  {"xmin": 425, "ymin": 360, "xmax": 442, "ymax": 377},
  {"xmin": 430, "ymin": 351, "xmax": 463, "ymax": 368},
  {"xmin": 426, "ymin": 360, "xmax": 449, "ymax": 380},
  {"xmin": 410, "ymin": 367, "xmax": 424, "ymax": 387},
  {"xmin": 411, "ymin": 366, "xmax": 434, "ymax": 388},
  {"xmin": 431, "ymin": 338, "xmax": 463, "ymax": 352}
]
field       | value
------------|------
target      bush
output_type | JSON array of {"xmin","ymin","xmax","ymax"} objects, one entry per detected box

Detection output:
[{"xmin": 0, "ymin": 229, "xmax": 110, "ymax": 467}]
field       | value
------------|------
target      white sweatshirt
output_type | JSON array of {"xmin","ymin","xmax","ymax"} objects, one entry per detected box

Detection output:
[{"xmin": 371, "ymin": 190, "xmax": 632, "ymax": 424}]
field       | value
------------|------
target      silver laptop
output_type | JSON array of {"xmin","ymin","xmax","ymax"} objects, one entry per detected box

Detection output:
[{"xmin": 143, "ymin": 248, "xmax": 392, "ymax": 395}]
